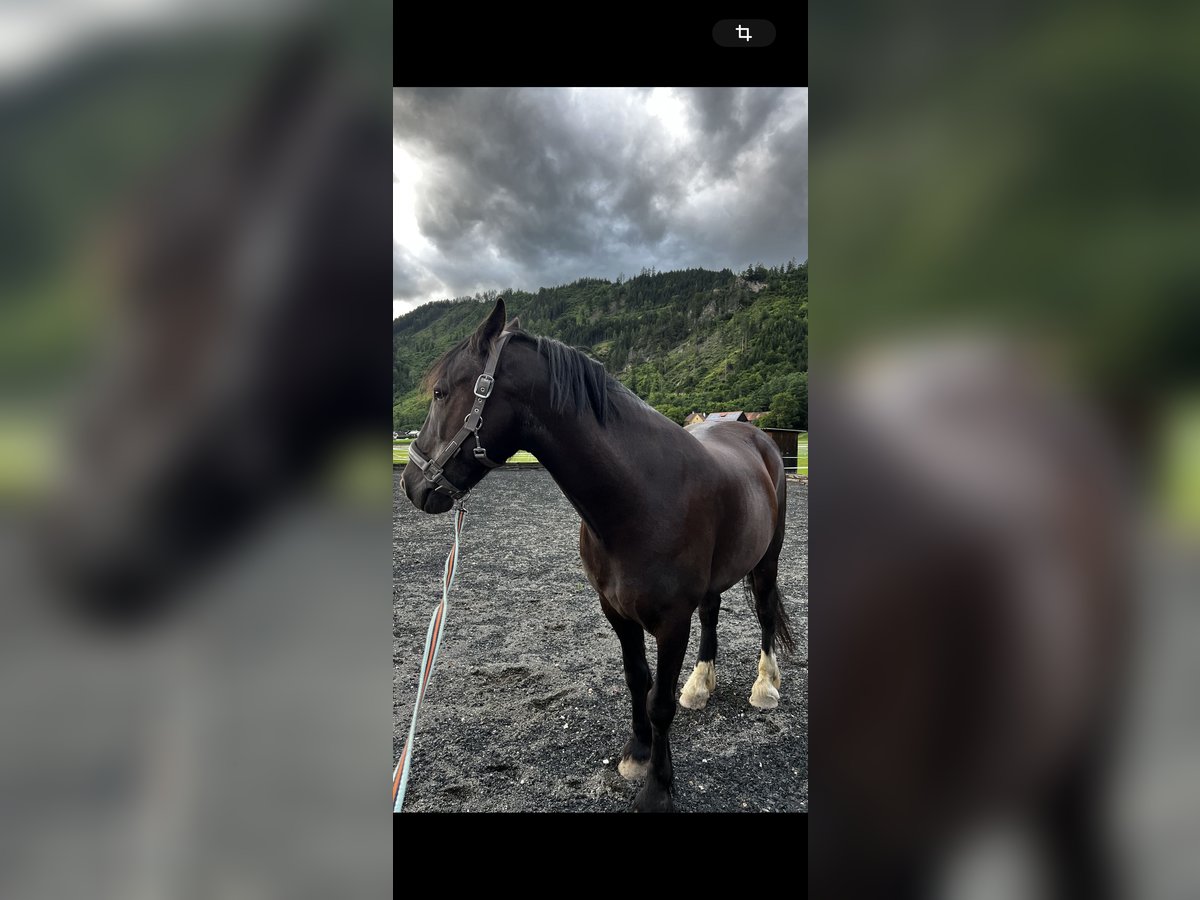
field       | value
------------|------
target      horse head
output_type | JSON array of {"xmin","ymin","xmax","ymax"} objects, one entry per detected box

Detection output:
[
  {"xmin": 37, "ymin": 38, "xmax": 387, "ymax": 622},
  {"xmin": 401, "ymin": 299, "xmax": 524, "ymax": 514}
]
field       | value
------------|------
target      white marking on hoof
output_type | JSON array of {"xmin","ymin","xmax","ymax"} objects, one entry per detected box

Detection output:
[
  {"xmin": 749, "ymin": 650, "xmax": 782, "ymax": 709},
  {"xmin": 679, "ymin": 660, "xmax": 716, "ymax": 710},
  {"xmin": 618, "ymin": 755, "xmax": 649, "ymax": 780},
  {"xmin": 749, "ymin": 680, "xmax": 780, "ymax": 708}
]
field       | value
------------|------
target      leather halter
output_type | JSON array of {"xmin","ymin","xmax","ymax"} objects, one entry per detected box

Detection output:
[{"xmin": 407, "ymin": 332, "xmax": 514, "ymax": 499}]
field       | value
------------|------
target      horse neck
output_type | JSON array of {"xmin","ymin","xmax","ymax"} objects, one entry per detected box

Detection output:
[{"xmin": 517, "ymin": 369, "xmax": 675, "ymax": 543}]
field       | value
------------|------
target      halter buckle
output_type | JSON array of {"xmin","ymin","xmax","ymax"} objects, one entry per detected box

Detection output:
[{"xmin": 474, "ymin": 374, "xmax": 495, "ymax": 398}]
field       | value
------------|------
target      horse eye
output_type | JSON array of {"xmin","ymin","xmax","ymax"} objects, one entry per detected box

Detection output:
[{"xmin": 433, "ymin": 388, "xmax": 446, "ymax": 401}]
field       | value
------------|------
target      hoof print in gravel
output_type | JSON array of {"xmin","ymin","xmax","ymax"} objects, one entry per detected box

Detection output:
[{"xmin": 528, "ymin": 689, "xmax": 572, "ymax": 710}]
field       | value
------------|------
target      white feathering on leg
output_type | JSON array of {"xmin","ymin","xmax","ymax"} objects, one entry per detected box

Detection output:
[
  {"xmin": 679, "ymin": 660, "xmax": 717, "ymax": 710},
  {"xmin": 749, "ymin": 650, "xmax": 781, "ymax": 709}
]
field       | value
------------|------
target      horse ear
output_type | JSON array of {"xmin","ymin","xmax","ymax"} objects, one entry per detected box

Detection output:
[
  {"xmin": 473, "ymin": 298, "xmax": 507, "ymax": 350},
  {"xmin": 506, "ymin": 316, "xmax": 521, "ymax": 331}
]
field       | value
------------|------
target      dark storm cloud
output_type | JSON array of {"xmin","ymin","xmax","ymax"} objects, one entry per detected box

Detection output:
[
  {"xmin": 393, "ymin": 87, "xmax": 807, "ymax": 311},
  {"xmin": 681, "ymin": 86, "xmax": 789, "ymax": 172},
  {"xmin": 675, "ymin": 111, "xmax": 809, "ymax": 268}
]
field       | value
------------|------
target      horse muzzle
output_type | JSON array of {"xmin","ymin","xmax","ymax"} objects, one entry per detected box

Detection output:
[{"xmin": 401, "ymin": 462, "xmax": 455, "ymax": 514}]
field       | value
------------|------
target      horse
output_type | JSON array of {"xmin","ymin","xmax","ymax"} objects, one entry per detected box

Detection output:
[
  {"xmin": 810, "ymin": 338, "xmax": 1133, "ymax": 898},
  {"xmin": 400, "ymin": 298, "xmax": 797, "ymax": 812},
  {"xmin": 36, "ymin": 36, "xmax": 389, "ymax": 621}
]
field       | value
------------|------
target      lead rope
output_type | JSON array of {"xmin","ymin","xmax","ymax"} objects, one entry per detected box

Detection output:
[{"xmin": 392, "ymin": 499, "xmax": 467, "ymax": 812}]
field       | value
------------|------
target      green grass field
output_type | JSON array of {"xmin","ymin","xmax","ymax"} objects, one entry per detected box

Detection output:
[
  {"xmin": 393, "ymin": 439, "xmax": 539, "ymax": 466},
  {"xmin": 1160, "ymin": 398, "xmax": 1200, "ymax": 529}
]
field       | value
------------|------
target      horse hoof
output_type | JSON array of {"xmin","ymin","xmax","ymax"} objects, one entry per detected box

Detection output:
[
  {"xmin": 618, "ymin": 754, "xmax": 650, "ymax": 780},
  {"xmin": 632, "ymin": 785, "xmax": 674, "ymax": 813},
  {"xmin": 749, "ymin": 678, "xmax": 780, "ymax": 709},
  {"xmin": 757, "ymin": 649, "xmax": 782, "ymax": 690},
  {"xmin": 679, "ymin": 661, "xmax": 715, "ymax": 710}
]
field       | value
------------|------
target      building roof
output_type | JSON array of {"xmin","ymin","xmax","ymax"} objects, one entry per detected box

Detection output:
[
  {"xmin": 744, "ymin": 411, "xmax": 768, "ymax": 421},
  {"xmin": 706, "ymin": 411, "xmax": 747, "ymax": 422}
]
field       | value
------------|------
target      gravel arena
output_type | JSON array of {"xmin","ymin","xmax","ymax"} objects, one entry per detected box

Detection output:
[{"xmin": 393, "ymin": 466, "xmax": 808, "ymax": 813}]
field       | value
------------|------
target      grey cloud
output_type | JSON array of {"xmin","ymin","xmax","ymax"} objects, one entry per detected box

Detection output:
[
  {"xmin": 392, "ymin": 249, "xmax": 415, "ymax": 296},
  {"xmin": 682, "ymin": 87, "xmax": 789, "ymax": 173},
  {"xmin": 680, "ymin": 113, "xmax": 809, "ymax": 266},
  {"xmin": 392, "ymin": 243, "xmax": 444, "ymax": 303},
  {"xmin": 393, "ymin": 87, "xmax": 807, "ymax": 310}
]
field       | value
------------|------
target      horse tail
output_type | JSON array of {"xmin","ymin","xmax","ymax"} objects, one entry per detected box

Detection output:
[{"xmin": 743, "ymin": 572, "xmax": 797, "ymax": 657}]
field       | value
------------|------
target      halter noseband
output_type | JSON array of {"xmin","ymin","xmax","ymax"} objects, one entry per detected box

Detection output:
[{"xmin": 407, "ymin": 332, "xmax": 514, "ymax": 500}]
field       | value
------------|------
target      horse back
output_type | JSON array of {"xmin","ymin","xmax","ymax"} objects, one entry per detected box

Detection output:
[{"xmin": 686, "ymin": 421, "xmax": 786, "ymax": 492}]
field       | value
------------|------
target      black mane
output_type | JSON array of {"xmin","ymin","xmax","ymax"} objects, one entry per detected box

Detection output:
[{"xmin": 524, "ymin": 332, "xmax": 627, "ymax": 426}]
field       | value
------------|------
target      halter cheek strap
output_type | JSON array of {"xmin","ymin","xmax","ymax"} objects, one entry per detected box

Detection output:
[{"xmin": 407, "ymin": 332, "xmax": 514, "ymax": 499}]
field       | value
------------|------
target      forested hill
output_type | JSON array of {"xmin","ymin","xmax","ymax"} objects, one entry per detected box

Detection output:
[{"xmin": 393, "ymin": 262, "xmax": 808, "ymax": 431}]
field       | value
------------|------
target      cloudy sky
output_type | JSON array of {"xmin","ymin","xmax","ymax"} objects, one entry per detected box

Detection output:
[{"xmin": 393, "ymin": 87, "xmax": 807, "ymax": 318}]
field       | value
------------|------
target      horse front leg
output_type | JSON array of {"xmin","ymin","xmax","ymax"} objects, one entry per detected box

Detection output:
[
  {"xmin": 600, "ymin": 595, "xmax": 652, "ymax": 779},
  {"xmin": 634, "ymin": 616, "xmax": 691, "ymax": 812}
]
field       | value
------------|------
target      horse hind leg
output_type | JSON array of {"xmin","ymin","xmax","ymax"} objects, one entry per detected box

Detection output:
[
  {"xmin": 747, "ymin": 555, "xmax": 795, "ymax": 710},
  {"xmin": 679, "ymin": 592, "xmax": 720, "ymax": 710},
  {"xmin": 750, "ymin": 644, "xmax": 782, "ymax": 709}
]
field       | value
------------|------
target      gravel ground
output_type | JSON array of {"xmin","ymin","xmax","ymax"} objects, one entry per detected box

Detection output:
[{"xmin": 393, "ymin": 467, "xmax": 808, "ymax": 812}]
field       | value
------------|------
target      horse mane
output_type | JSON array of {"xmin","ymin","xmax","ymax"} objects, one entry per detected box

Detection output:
[
  {"xmin": 420, "ymin": 326, "xmax": 629, "ymax": 427},
  {"xmin": 527, "ymin": 333, "xmax": 621, "ymax": 426}
]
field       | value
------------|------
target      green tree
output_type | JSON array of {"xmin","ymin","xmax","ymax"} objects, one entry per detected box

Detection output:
[
  {"xmin": 393, "ymin": 394, "xmax": 431, "ymax": 432},
  {"xmin": 656, "ymin": 403, "xmax": 687, "ymax": 425},
  {"xmin": 765, "ymin": 377, "xmax": 807, "ymax": 430},
  {"xmin": 393, "ymin": 263, "xmax": 808, "ymax": 431}
]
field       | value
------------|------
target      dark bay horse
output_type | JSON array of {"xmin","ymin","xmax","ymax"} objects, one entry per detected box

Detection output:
[
  {"xmin": 37, "ymin": 38, "xmax": 388, "ymax": 620},
  {"xmin": 811, "ymin": 339, "xmax": 1133, "ymax": 898},
  {"xmin": 400, "ymin": 298, "xmax": 796, "ymax": 812}
]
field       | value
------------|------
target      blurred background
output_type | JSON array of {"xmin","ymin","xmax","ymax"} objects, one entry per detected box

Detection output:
[
  {"xmin": 811, "ymin": 3, "xmax": 1200, "ymax": 898},
  {"xmin": 7, "ymin": 1, "xmax": 1200, "ymax": 895},
  {"xmin": 0, "ymin": 1, "xmax": 392, "ymax": 897}
]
